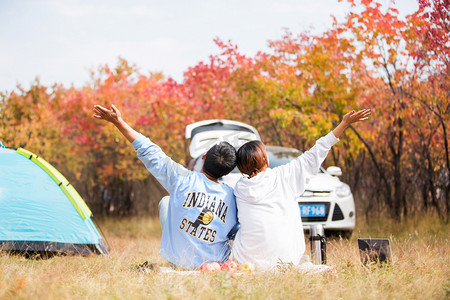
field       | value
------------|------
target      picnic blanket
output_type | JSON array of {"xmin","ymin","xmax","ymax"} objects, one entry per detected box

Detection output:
[{"xmin": 154, "ymin": 263, "xmax": 334, "ymax": 275}]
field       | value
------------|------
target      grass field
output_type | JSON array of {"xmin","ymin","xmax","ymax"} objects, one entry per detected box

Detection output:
[{"xmin": 1, "ymin": 215, "xmax": 448, "ymax": 300}]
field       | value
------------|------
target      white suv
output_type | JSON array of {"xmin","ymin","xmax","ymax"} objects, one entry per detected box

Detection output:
[{"xmin": 186, "ymin": 120, "xmax": 355, "ymax": 237}]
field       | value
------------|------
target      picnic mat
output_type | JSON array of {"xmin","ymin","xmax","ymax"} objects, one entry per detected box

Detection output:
[{"xmin": 157, "ymin": 262, "xmax": 334, "ymax": 275}]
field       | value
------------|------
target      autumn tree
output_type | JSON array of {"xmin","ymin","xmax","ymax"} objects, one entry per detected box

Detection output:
[{"xmin": 1, "ymin": 0, "xmax": 448, "ymax": 220}]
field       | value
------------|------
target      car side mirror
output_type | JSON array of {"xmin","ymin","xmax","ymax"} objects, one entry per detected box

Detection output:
[{"xmin": 327, "ymin": 166, "xmax": 342, "ymax": 176}]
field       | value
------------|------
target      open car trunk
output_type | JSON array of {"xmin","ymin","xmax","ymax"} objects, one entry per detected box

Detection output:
[{"xmin": 185, "ymin": 119, "xmax": 261, "ymax": 158}]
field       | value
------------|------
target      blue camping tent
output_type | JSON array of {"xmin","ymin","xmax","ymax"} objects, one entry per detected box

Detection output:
[{"xmin": 0, "ymin": 143, "xmax": 108, "ymax": 255}]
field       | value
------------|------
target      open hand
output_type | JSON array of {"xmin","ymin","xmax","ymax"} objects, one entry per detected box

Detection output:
[
  {"xmin": 342, "ymin": 109, "xmax": 371, "ymax": 126},
  {"xmin": 93, "ymin": 104, "xmax": 122, "ymax": 124},
  {"xmin": 332, "ymin": 109, "xmax": 371, "ymax": 138}
]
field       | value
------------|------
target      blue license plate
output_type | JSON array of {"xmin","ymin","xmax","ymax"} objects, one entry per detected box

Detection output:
[{"xmin": 300, "ymin": 204, "xmax": 326, "ymax": 217}]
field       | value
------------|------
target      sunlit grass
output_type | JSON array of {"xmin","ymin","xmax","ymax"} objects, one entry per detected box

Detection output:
[{"xmin": 1, "ymin": 216, "xmax": 448, "ymax": 299}]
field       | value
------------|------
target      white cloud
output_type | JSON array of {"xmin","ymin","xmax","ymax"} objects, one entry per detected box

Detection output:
[
  {"xmin": 270, "ymin": 2, "xmax": 317, "ymax": 13},
  {"xmin": 130, "ymin": 5, "xmax": 158, "ymax": 17},
  {"xmin": 45, "ymin": 0, "xmax": 97, "ymax": 17},
  {"xmin": 44, "ymin": 0, "xmax": 160, "ymax": 18}
]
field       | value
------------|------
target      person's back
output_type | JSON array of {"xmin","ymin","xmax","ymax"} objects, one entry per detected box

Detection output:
[
  {"xmin": 159, "ymin": 170, "xmax": 236, "ymax": 269},
  {"xmin": 233, "ymin": 168, "xmax": 304, "ymax": 270}
]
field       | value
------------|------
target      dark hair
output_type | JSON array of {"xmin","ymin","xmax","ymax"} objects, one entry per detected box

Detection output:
[
  {"xmin": 202, "ymin": 142, "xmax": 237, "ymax": 179},
  {"xmin": 236, "ymin": 140, "xmax": 268, "ymax": 178}
]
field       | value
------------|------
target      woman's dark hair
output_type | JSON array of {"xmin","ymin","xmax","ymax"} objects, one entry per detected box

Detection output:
[
  {"xmin": 236, "ymin": 140, "xmax": 268, "ymax": 178},
  {"xmin": 202, "ymin": 141, "xmax": 237, "ymax": 179}
]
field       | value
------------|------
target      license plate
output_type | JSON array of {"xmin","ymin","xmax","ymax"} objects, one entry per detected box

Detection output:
[{"xmin": 300, "ymin": 204, "xmax": 326, "ymax": 217}]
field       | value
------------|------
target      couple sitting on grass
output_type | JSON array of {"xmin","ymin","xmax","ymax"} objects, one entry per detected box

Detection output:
[{"xmin": 93, "ymin": 104, "xmax": 370, "ymax": 271}]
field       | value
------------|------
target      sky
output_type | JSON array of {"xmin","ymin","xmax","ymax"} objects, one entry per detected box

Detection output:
[{"xmin": 0, "ymin": 0, "xmax": 419, "ymax": 93}]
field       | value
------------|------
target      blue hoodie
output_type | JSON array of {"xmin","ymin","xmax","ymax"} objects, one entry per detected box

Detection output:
[{"xmin": 132, "ymin": 134, "xmax": 237, "ymax": 269}]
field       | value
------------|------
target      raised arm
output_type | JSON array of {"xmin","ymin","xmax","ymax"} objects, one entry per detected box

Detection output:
[
  {"xmin": 298, "ymin": 109, "xmax": 372, "ymax": 172},
  {"xmin": 93, "ymin": 104, "xmax": 191, "ymax": 194},
  {"xmin": 277, "ymin": 109, "xmax": 371, "ymax": 197},
  {"xmin": 93, "ymin": 104, "xmax": 139, "ymax": 143}
]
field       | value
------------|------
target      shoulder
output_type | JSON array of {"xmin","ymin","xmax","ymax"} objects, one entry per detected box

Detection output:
[
  {"xmin": 234, "ymin": 176, "xmax": 249, "ymax": 189},
  {"xmin": 222, "ymin": 183, "xmax": 235, "ymax": 195}
]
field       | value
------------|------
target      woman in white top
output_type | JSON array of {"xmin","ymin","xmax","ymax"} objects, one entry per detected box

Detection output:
[{"xmin": 232, "ymin": 109, "xmax": 371, "ymax": 271}]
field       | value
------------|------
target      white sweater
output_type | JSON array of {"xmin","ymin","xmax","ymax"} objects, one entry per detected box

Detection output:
[{"xmin": 232, "ymin": 132, "xmax": 339, "ymax": 270}]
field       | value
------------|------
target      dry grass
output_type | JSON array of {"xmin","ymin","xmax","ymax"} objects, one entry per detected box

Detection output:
[{"xmin": 1, "ymin": 216, "xmax": 448, "ymax": 300}]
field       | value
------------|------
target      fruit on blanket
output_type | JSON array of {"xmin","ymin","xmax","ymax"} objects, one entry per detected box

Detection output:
[
  {"xmin": 221, "ymin": 260, "xmax": 238, "ymax": 272},
  {"xmin": 200, "ymin": 262, "xmax": 221, "ymax": 273},
  {"xmin": 240, "ymin": 262, "xmax": 255, "ymax": 273}
]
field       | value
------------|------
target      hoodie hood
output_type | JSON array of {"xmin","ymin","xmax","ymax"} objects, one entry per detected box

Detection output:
[{"xmin": 234, "ymin": 168, "xmax": 277, "ymax": 204}]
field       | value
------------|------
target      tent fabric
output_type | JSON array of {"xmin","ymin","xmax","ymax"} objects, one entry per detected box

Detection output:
[
  {"xmin": 16, "ymin": 147, "xmax": 92, "ymax": 220},
  {"xmin": 0, "ymin": 147, "xmax": 108, "ymax": 255}
]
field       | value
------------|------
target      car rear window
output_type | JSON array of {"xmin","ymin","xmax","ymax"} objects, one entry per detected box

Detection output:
[
  {"xmin": 268, "ymin": 150, "xmax": 300, "ymax": 168},
  {"xmin": 191, "ymin": 123, "xmax": 254, "ymax": 140},
  {"xmin": 267, "ymin": 149, "xmax": 325, "ymax": 173}
]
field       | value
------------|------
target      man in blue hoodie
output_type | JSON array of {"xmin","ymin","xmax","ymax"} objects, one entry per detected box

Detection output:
[{"xmin": 93, "ymin": 104, "xmax": 237, "ymax": 270}]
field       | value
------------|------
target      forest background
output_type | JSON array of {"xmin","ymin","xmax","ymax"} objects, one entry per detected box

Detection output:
[{"xmin": 1, "ymin": 0, "xmax": 448, "ymax": 222}]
